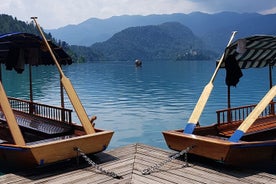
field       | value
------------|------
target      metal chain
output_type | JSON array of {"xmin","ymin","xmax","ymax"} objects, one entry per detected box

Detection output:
[
  {"xmin": 74, "ymin": 147, "xmax": 122, "ymax": 179},
  {"xmin": 141, "ymin": 145, "xmax": 194, "ymax": 175}
]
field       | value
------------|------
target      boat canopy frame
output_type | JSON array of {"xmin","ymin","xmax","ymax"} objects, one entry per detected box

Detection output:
[
  {"xmin": 219, "ymin": 35, "xmax": 276, "ymax": 122},
  {"xmin": 0, "ymin": 32, "xmax": 73, "ymax": 145},
  {"xmin": 0, "ymin": 32, "xmax": 72, "ymax": 106}
]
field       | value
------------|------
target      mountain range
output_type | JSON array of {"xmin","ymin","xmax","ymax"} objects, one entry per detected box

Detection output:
[
  {"xmin": 1, "ymin": 12, "xmax": 275, "ymax": 62},
  {"xmin": 48, "ymin": 12, "xmax": 276, "ymax": 54}
]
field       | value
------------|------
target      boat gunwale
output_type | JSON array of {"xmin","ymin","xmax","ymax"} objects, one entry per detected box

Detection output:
[
  {"xmin": 162, "ymin": 129, "xmax": 276, "ymax": 146},
  {"xmin": 0, "ymin": 129, "xmax": 114, "ymax": 149}
]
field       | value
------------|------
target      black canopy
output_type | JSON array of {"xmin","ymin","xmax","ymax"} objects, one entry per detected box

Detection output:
[
  {"xmin": 221, "ymin": 35, "xmax": 276, "ymax": 69},
  {"xmin": 219, "ymin": 35, "xmax": 276, "ymax": 112},
  {"xmin": 0, "ymin": 32, "xmax": 72, "ymax": 73}
]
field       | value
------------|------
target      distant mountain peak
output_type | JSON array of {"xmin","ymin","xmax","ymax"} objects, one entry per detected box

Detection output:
[{"xmin": 89, "ymin": 21, "xmax": 214, "ymax": 61}]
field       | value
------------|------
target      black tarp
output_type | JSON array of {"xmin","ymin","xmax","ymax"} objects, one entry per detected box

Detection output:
[
  {"xmin": 224, "ymin": 53, "xmax": 243, "ymax": 87},
  {"xmin": 0, "ymin": 32, "xmax": 72, "ymax": 73}
]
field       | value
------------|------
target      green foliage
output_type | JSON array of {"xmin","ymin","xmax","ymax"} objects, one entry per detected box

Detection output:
[
  {"xmin": 0, "ymin": 14, "xmax": 38, "ymax": 34},
  {"xmin": 0, "ymin": 14, "xmax": 83, "ymax": 63},
  {"xmin": 69, "ymin": 45, "xmax": 102, "ymax": 62},
  {"xmin": 90, "ymin": 22, "xmax": 217, "ymax": 61}
]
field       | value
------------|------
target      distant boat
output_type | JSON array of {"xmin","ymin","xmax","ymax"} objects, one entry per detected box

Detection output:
[
  {"xmin": 0, "ymin": 23, "xmax": 113, "ymax": 167},
  {"xmin": 135, "ymin": 59, "xmax": 142, "ymax": 67},
  {"xmin": 163, "ymin": 34, "xmax": 276, "ymax": 166}
]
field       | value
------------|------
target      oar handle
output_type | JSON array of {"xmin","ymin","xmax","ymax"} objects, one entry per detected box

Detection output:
[
  {"xmin": 184, "ymin": 31, "xmax": 237, "ymax": 134},
  {"xmin": 210, "ymin": 31, "xmax": 237, "ymax": 83},
  {"xmin": 31, "ymin": 17, "xmax": 64, "ymax": 76}
]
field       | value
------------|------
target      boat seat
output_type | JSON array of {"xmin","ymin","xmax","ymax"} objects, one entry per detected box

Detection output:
[
  {"xmin": 26, "ymin": 135, "xmax": 76, "ymax": 146},
  {"xmin": 206, "ymin": 135, "xmax": 229, "ymax": 140},
  {"xmin": 218, "ymin": 116, "xmax": 276, "ymax": 137},
  {"xmin": 0, "ymin": 111, "xmax": 5, "ymax": 122},
  {"xmin": 0, "ymin": 110, "xmax": 72, "ymax": 135},
  {"xmin": 0, "ymin": 139, "xmax": 8, "ymax": 144},
  {"xmin": 16, "ymin": 113, "xmax": 73, "ymax": 135}
]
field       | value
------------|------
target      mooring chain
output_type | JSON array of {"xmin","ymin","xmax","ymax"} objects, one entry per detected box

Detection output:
[
  {"xmin": 74, "ymin": 147, "xmax": 122, "ymax": 179},
  {"xmin": 141, "ymin": 145, "xmax": 195, "ymax": 175}
]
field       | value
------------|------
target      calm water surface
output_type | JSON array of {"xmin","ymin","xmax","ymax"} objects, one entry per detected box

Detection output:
[{"xmin": 1, "ymin": 60, "xmax": 274, "ymax": 150}]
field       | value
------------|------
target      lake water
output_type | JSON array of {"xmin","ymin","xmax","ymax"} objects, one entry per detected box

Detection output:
[{"xmin": 1, "ymin": 60, "xmax": 274, "ymax": 150}]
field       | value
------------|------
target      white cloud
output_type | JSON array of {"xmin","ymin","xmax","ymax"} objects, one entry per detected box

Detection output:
[{"xmin": 1, "ymin": 0, "xmax": 275, "ymax": 29}]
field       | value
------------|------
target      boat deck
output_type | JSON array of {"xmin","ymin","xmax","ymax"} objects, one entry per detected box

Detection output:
[
  {"xmin": 0, "ymin": 143, "xmax": 275, "ymax": 184},
  {"xmin": 0, "ymin": 110, "xmax": 72, "ymax": 135},
  {"xmin": 218, "ymin": 115, "xmax": 276, "ymax": 137}
]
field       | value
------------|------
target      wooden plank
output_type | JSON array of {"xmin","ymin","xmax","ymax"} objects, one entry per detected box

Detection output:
[
  {"xmin": 175, "ymin": 167, "xmax": 249, "ymax": 184},
  {"xmin": 0, "ymin": 173, "xmax": 30, "ymax": 183},
  {"xmin": 176, "ymin": 160, "xmax": 275, "ymax": 184},
  {"xmin": 219, "ymin": 119, "xmax": 276, "ymax": 136},
  {"xmin": 0, "ymin": 143, "xmax": 275, "ymax": 183},
  {"xmin": 148, "ymin": 169, "xmax": 202, "ymax": 184},
  {"xmin": 132, "ymin": 172, "xmax": 175, "ymax": 184}
]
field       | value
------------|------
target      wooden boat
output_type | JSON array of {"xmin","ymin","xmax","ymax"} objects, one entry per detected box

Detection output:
[
  {"xmin": 163, "ymin": 34, "xmax": 276, "ymax": 166},
  {"xmin": 0, "ymin": 19, "xmax": 113, "ymax": 168}
]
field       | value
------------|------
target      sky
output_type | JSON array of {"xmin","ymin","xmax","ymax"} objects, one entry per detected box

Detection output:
[{"xmin": 1, "ymin": 0, "xmax": 276, "ymax": 29}]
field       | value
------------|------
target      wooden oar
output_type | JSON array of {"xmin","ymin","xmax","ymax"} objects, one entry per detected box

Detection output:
[
  {"xmin": 31, "ymin": 17, "xmax": 95, "ymax": 134},
  {"xmin": 229, "ymin": 85, "xmax": 276, "ymax": 142},
  {"xmin": 184, "ymin": 31, "xmax": 237, "ymax": 134},
  {"xmin": 0, "ymin": 82, "xmax": 25, "ymax": 145}
]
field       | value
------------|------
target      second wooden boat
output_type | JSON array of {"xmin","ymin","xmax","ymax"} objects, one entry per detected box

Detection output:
[{"xmin": 163, "ymin": 34, "xmax": 276, "ymax": 166}]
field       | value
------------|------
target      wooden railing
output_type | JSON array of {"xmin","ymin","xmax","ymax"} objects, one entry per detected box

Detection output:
[
  {"xmin": 8, "ymin": 97, "xmax": 72, "ymax": 124},
  {"xmin": 216, "ymin": 101, "xmax": 276, "ymax": 124}
]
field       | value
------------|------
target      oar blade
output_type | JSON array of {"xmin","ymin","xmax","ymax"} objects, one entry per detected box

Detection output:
[
  {"xmin": 61, "ymin": 76, "xmax": 95, "ymax": 134},
  {"xmin": 184, "ymin": 82, "xmax": 213, "ymax": 133},
  {"xmin": 229, "ymin": 85, "xmax": 276, "ymax": 142}
]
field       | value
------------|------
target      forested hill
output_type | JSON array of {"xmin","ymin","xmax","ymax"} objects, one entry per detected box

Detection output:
[
  {"xmin": 90, "ymin": 22, "xmax": 216, "ymax": 61},
  {"xmin": 0, "ymin": 14, "xmax": 83, "ymax": 63},
  {"xmin": 0, "ymin": 14, "xmax": 37, "ymax": 34},
  {"xmin": 0, "ymin": 14, "xmax": 57, "ymax": 41}
]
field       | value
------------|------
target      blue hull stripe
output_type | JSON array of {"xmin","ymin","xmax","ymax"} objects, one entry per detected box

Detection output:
[
  {"xmin": 229, "ymin": 130, "xmax": 244, "ymax": 142},
  {"xmin": 233, "ymin": 142, "xmax": 276, "ymax": 148},
  {"xmin": 0, "ymin": 145, "xmax": 25, "ymax": 151},
  {"xmin": 184, "ymin": 123, "xmax": 196, "ymax": 134}
]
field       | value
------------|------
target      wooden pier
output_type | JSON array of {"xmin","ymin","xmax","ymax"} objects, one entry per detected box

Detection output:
[{"xmin": 0, "ymin": 143, "xmax": 275, "ymax": 183}]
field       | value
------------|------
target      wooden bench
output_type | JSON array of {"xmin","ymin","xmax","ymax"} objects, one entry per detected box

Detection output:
[
  {"xmin": 218, "ymin": 116, "xmax": 276, "ymax": 137},
  {"xmin": 0, "ymin": 110, "xmax": 72, "ymax": 135},
  {"xmin": 0, "ymin": 139, "xmax": 8, "ymax": 144},
  {"xmin": 26, "ymin": 135, "xmax": 76, "ymax": 146}
]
